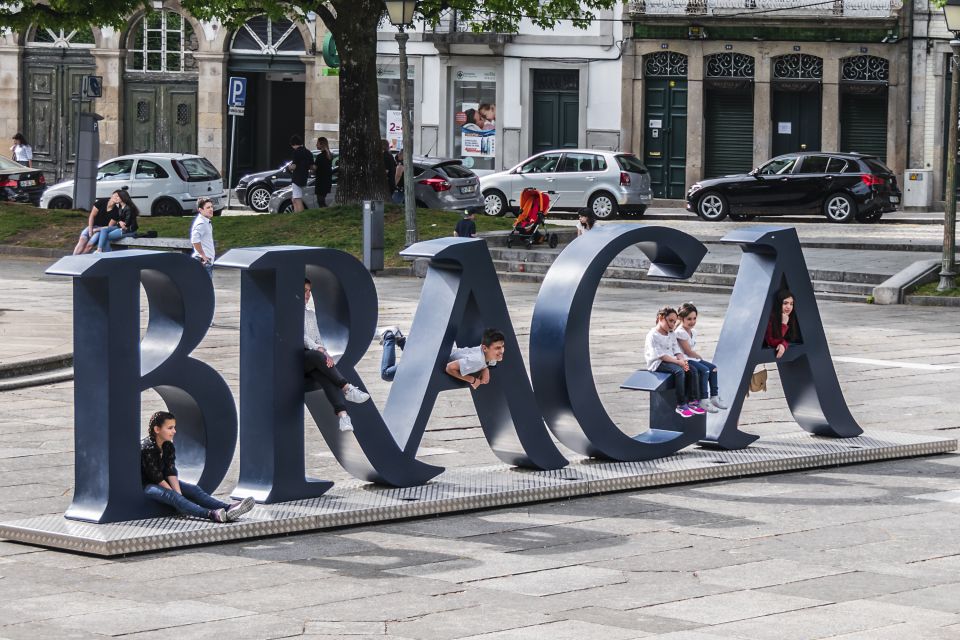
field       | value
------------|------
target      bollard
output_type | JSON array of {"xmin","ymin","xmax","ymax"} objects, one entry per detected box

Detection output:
[{"xmin": 362, "ymin": 200, "xmax": 385, "ymax": 273}]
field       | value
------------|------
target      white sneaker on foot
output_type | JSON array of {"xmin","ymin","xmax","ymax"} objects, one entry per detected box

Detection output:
[
  {"xmin": 378, "ymin": 326, "xmax": 399, "ymax": 345},
  {"xmin": 226, "ymin": 496, "xmax": 255, "ymax": 522},
  {"xmin": 339, "ymin": 414, "xmax": 354, "ymax": 432},
  {"xmin": 702, "ymin": 401, "xmax": 719, "ymax": 413},
  {"xmin": 711, "ymin": 396, "xmax": 728, "ymax": 410},
  {"xmin": 343, "ymin": 384, "xmax": 369, "ymax": 403}
]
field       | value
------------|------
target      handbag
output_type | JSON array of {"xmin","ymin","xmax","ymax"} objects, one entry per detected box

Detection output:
[{"xmin": 748, "ymin": 366, "xmax": 768, "ymax": 394}]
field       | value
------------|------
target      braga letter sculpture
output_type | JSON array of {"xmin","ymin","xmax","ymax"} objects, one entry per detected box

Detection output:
[
  {"xmin": 47, "ymin": 251, "xmax": 237, "ymax": 524},
  {"xmin": 530, "ymin": 224, "xmax": 710, "ymax": 461},
  {"xmin": 703, "ymin": 226, "xmax": 863, "ymax": 449}
]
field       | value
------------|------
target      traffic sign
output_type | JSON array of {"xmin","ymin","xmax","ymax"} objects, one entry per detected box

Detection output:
[
  {"xmin": 228, "ymin": 105, "xmax": 245, "ymax": 117},
  {"xmin": 227, "ymin": 77, "xmax": 247, "ymax": 107}
]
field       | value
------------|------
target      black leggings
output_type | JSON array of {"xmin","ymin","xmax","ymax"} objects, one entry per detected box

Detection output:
[
  {"xmin": 304, "ymin": 349, "xmax": 348, "ymax": 414},
  {"xmin": 656, "ymin": 361, "xmax": 700, "ymax": 405}
]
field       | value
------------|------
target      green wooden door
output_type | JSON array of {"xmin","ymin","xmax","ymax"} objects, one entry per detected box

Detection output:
[
  {"xmin": 22, "ymin": 51, "xmax": 94, "ymax": 182},
  {"xmin": 704, "ymin": 87, "xmax": 754, "ymax": 178},
  {"xmin": 644, "ymin": 77, "xmax": 688, "ymax": 199},
  {"xmin": 771, "ymin": 86, "xmax": 822, "ymax": 156},
  {"xmin": 124, "ymin": 82, "xmax": 197, "ymax": 155},
  {"xmin": 531, "ymin": 70, "xmax": 579, "ymax": 154}
]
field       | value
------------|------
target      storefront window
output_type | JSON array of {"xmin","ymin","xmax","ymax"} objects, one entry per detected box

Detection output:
[
  {"xmin": 376, "ymin": 66, "xmax": 414, "ymax": 152},
  {"xmin": 453, "ymin": 69, "xmax": 496, "ymax": 172}
]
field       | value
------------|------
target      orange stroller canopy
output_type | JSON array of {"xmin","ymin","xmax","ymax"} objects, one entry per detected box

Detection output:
[{"xmin": 516, "ymin": 188, "xmax": 551, "ymax": 229}]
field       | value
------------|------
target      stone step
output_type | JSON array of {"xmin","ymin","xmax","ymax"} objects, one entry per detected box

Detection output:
[{"xmin": 0, "ymin": 368, "xmax": 74, "ymax": 392}]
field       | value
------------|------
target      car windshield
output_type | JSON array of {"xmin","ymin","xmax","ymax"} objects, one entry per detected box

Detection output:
[
  {"xmin": 519, "ymin": 154, "xmax": 561, "ymax": 174},
  {"xmin": 0, "ymin": 156, "xmax": 25, "ymax": 171},
  {"xmin": 757, "ymin": 157, "xmax": 798, "ymax": 175}
]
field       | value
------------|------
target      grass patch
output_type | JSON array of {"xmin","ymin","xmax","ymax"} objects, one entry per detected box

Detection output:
[
  {"xmin": 912, "ymin": 280, "xmax": 960, "ymax": 297},
  {"xmin": 0, "ymin": 203, "xmax": 519, "ymax": 267}
]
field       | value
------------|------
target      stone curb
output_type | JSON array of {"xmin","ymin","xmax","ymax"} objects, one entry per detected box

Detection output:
[
  {"xmin": 872, "ymin": 259, "xmax": 941, "ymax": 305},
  {"xmin": 903, "ymin": 294, "xmax": 960, "ymax": 307},
  {"xmin": 0, "ymin": 353, "xmax": 73, "ymax": 378}
]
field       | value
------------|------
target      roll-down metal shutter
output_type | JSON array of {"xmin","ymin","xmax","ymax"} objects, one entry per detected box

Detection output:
[
  {"xmin": 840, "ymin": 91, "xmax": 888, "ymax": 162},
  {"xmin": 704, "ymin": 89, "xmax": 754, "ymax": 178}
]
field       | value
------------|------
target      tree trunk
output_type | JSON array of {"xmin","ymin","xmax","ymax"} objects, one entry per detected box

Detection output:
[{"xmin": 329, "ymin": 1, "xmax": 391, "ymax": 204}]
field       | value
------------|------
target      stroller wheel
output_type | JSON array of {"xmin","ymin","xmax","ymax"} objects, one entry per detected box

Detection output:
[{"xmin": 548, "ymin": 233, "xmax": 558, "ymax": 249}]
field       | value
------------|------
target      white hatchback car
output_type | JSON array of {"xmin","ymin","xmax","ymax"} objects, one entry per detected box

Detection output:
[{"xmin": 40, "ymin": 153, "xmax": 225, "ymax": 216}]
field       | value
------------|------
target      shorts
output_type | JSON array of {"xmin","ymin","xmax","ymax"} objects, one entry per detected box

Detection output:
[
  {"xmin": 292, "ymin": 183, "xmax": 304, "ymax": 199},
  {"xmin": 80, "ymin": 226, "xmax": 102, "ymax": 240}
]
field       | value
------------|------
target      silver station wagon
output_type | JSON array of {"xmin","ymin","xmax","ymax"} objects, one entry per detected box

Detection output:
[{"xmin": 479, "ymin": 149, "xmax": 653, "ymax": 219}]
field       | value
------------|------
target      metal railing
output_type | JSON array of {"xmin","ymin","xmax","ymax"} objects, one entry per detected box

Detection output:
[{"xmin": 627, "ymin": 0, "xmax": 901, "ymax": 18}]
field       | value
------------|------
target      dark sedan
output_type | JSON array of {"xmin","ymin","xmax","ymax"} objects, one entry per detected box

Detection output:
[
  {"xmin": 235, "ymin": 150, "xmax": 339, "ymax": 213},
  {"xmin": 687, "ymin": 153, "xmax": 901, "ymax": 223},
  {"xmin": 0, "ymin": 156, "xmax": 46, "ymax": 205}
]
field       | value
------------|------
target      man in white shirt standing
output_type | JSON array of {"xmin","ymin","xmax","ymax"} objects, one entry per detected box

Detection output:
[{"xmin": 190, "ymin": 198, "xmax": 216, "ymax": 278}]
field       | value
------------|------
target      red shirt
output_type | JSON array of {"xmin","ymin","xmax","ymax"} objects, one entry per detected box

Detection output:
[{"xmin": 765, "ymin": 317, "xmax": 790, "ymax": 350}]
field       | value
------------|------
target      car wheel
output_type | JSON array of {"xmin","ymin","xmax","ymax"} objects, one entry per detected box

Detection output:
[
  {"xmin": 279, "ymin": 200, "xmax": 294, "ymax": 214},
  {"xmin": 48, "ymin": 196, "xmax": 72, "ymax": 210},
  {"xmin": 729, "ymin": 213, "xmax": 755, "ymax": 221},
  {"xmin": 247, "ymin": 184, "xmax": 272, "ymax": 212},
  {"xmin": 152, "ymin": 197, "xmax": 182, "ymax": 217},
  {"xmin": 589, "ymin": 191, "xmax": 619, "ymax": 220},
  {"xmin": 483, "ymin": 190, "xmax": 507, "ymax": 217},
  {"xmin": 855, "ymin": 209, "xmax": 883, "ymax": 223},
  {"xmin": 696, "ymin": 192, "xmax": 728, "ymax": 221},
  {"xmin": 824, "ymin": 193, "xmax": 857, "ymax": 223}
]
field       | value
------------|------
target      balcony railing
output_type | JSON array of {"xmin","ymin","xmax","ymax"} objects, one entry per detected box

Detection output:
[
  {"xmin": 431, "ymin": 10, "xmax": 492, "ymax": 34},
  {"xmin": 628, "ymin": 0, "xmax": 901, "ymax": 18}
]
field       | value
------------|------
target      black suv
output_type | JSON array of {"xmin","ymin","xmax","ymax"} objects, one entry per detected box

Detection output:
[{"xmin": 687, "ymin": 153, "xmax": 901, "ymax": 223}]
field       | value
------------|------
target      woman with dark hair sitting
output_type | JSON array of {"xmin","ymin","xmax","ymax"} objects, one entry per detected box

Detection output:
[
  {"xmin": 95, "ymin": 189, "xmax": 139, "ymax": 253},
  {"xmin": 765, "ymin": 289, "xmax": 800, "ymax": 359}
]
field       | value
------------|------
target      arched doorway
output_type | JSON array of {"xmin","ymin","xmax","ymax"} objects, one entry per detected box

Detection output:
[
  {"xmin": 228, "ymin": 15, "xmax": 307, "ymax": 176},
  {"xmin": 21, "ymin": 26, "xmax": 96, "ymax": 181},
  {"xmin": 643, "ymin": 52, "xmax": 688, "ymax": 199},
  {"xmin": 704, "ymin": 53, "xmax": 755, "ymax": 178},
  {"xmin": 839, "ymin": 55, "xmax": 889, "ymax": 161},
  {"xmin": 123, "ymin": 10, "xmax": 199, "ymax": 155},
  {"xmin": 771, "ymin": 54, "xmax": 822, "ymax": 156}
]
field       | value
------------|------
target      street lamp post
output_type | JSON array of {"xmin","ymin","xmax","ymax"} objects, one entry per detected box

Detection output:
[
  {"xmin": 385, "ymin": 0, "xmax": 418, "ymax": 247},
  {"xmin": 939, "ymin": 0, "xmax": 960, "ymax": 290}
]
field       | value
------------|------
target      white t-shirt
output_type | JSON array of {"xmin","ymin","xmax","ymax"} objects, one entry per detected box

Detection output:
[
  {"xmin": 303, "ymin": 306, "xmax": 324, "ymax": 351},
  {"xmin": 190, "ymin": 214, "xmax": 215, "ymax": 262},
  {"xmin": 644, "ymin": 327, "xmax": 681, "ymax": 371},
  {"xmin": 674, "ymin": 326, "xmax": 700, "ymax": 361},
  {"xmin": 11, "ymin": 143, "xmax": 32, "ymax": 163},
  {"xmin": 449, "ymin": 346, "xmax": 498, "ymax": 376}
]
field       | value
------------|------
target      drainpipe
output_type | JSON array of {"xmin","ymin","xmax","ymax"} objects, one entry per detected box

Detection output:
[{"xmin": 905, "ymin": 0, "xmax": 915, "ymax": 167}]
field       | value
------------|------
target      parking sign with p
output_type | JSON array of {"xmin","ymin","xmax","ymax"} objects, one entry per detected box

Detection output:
[{"xmin": 228, "ymin": 77, "xmax": 247, "ymax": 107}]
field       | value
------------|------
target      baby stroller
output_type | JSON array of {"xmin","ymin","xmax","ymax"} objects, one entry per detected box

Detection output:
[{"xmin": 506, "ymin": 187, "xmax": 560, "ymax": 249}]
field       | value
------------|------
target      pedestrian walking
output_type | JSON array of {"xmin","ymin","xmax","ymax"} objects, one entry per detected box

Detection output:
[
  {"xmin": 10, "ymin": 133, "xmax": 32, "ymax": 167},
  {"xmin": 190, "ymin": 198, "xmax": 216, "ymax": 278},
  {"xmin": 142, "ymin": 410, "xmax": 255, "ymax": 523},
  {"xmin": 314, "ymin": 137, "xmax": 333, "ymax": 208},
  {"xmin": 289, "ymin": 135, "xmax": 313, "ymax": 213},
  {"xmin": 454, "ymin": 210, "xmax": 477, "ymax": 238}
]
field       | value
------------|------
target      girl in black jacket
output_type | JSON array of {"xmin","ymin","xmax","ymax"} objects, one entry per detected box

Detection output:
[
  {"xmin": 95, "ymin": 189, "xmax": 139, "ymax": 253},
  {"xmin": 141, "ymin": 411, "xmax": 254, "ymax": 522}
]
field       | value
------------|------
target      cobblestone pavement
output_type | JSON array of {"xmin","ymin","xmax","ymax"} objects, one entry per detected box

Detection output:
[{"xmin": 0, "ymin": 255, "xmax": 958, "ymax": 639}]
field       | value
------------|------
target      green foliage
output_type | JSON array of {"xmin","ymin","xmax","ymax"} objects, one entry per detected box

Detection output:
[
  {"xmin": 418, "ymin": 0, "xmax": 618, "ymax": 33},
  {"xmin": 913, "ymin": 281, "xmax": 960, "ymax": 297}
]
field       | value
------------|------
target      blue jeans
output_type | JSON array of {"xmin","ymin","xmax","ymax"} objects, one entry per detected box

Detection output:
[
  {"xmin": 380, "ymin": 333, "xmax": 406, "ymax": 381},
  {"xmin": 144, "ymin": 481, "xmax": 229, "ymax": 520},
  {"xmin": 656, "ymin": 361, "xmax": 700, "ymax": 406},
  {"xmin": 688, "ymin": 359, "xmax": 718, "ymax": 399},
  {"xmin": 98, "ymin": 227, "xmax": 131, "ymax": 252}
]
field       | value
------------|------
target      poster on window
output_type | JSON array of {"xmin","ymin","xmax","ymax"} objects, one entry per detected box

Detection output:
[
  {"xmin": 386, "ymin": 110, "xmax": 403, "ymax": 151},
  {"xmin": 457, "ymin": 101, "xmax": 496, "ymax": 157}
]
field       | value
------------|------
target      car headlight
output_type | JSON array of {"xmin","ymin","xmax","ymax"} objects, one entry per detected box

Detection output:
[{"xmin": 687, "ymin": 183, "xmax": 703, "ymax": 195}]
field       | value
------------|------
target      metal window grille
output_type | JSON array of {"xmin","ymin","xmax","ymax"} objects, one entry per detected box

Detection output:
[
  {"xmin": 644, "ymin": 52, "xmax": 688, "ymax": 77},
  {"xmin": 772, "ymin": 54, "xmax": 823, "ymax": 80},
  {"xmin": 705, "ymin": 53, "xmax": 755, "ymax": 78}
]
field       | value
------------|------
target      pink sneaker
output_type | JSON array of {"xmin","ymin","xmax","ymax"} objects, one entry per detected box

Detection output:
[
  {"xmin": 688, "ymin": 402, "xmax": 707, "ymax": 416},
  {"xmin": 675, "ymin": 404, "xmax": 694, "ymax": 418}
]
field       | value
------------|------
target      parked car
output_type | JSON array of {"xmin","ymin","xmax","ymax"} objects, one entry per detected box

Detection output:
[
  {"xmin": 235, "ymin": 150, "xmax": 339, "ymax": 213},
  {"xmin": 479, "ymin": 150, "xmax": 653, "ymax": 220},
  {"xmin": 267, "ymin": 157, "xmax": 484, "ymax": 214},
  {"xmin": 40, "ymin": 153, "xmax": 225, "ymax": 216},
  {"xmin": 686, "ymin": 152, "xmax": 901, "ymax": 223},
  {"xmin": 0, "ymin": 156, "xmax": 46, "ymax": 206}
]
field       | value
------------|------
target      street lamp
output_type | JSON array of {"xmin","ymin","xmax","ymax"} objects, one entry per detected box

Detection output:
[
  {"xmin": 939, "ymin": 0, "xmax": 960, "ymax": 290},
  {"xmin": 385, "ymin": 0, "xmax": 418, "ymax": 247}
]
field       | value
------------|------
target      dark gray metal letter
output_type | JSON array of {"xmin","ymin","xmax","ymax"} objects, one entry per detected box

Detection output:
[
  {"xmin": 703, "ymin": 226, "xmax": 863, "ymax": 449},
  {"xmin": 47, "ymin": 251, "xmax": 237, "ymax": 523},
  {"xmin": 530, "ymin": 224, "xmax": 708, "ymax": 461},
  {"xmin": 217, "ymin": 246, "xmax": 442, "ymax": 498},
  {"xmin": 394, "ymin": 238, "xmax": 567, "ymax": 471}
]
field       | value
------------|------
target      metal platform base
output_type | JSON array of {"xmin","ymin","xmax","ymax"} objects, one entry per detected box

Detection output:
[{"xmin": 0, "ymin": 431, "xmax": 954, "ymax": 556}]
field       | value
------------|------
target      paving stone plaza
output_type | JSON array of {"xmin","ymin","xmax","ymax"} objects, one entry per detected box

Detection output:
[{"xmin": 0, "ymin": 220, "xmax": 959, "ymax": 638}]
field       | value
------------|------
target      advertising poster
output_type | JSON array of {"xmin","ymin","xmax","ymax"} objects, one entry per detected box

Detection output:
[
  {"xmin": 386, "ymin": 109, "xmax": 403, "ymax": 151},
  {"xmin": 457, "ymin": 100, "xmax": 496, "ymax": 158}
]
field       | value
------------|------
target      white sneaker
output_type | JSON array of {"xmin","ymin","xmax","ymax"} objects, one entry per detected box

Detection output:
[
  {"xmin": 338, "ymin": 414, "xmax": 354, "ymax": 432},
  {"xmin": 226, "ymin": 496, "xmax": 255, "ymax": 522},
  {"xmin": 702, "ymin": 401, "xmax": 719, "ymax": 413},
  {"xmin": 378, "ymin": 326, "xmax": 399, "ymax": 345},
  {"xmin": 711, "ymin": 396, "xmax": 728, "ymax": 410},
  {"xmin": 343, "ymin": 384, "xmax": 369, "ymax": 403}
]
